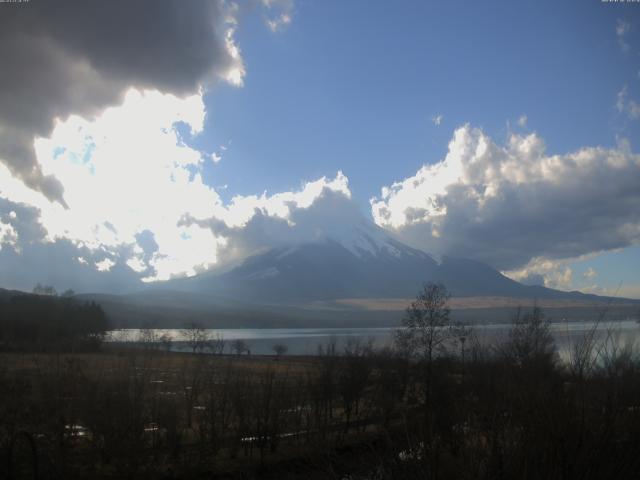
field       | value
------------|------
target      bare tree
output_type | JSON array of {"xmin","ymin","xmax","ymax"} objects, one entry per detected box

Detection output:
[
  {"xmin": 395, "ymin": 282, "xmax": 458, "ymax": 462},
  {"xmin": 501, "ymin": 306, "xmax": 556, "ymax": 368},
  {"xmin": 138, "ymin": 321, "xmax": 159, "ymax": 350},
  {"xmin": 205, "ymin": 332, "xmax": 225, "ymax": 355},
  {"xmin": 158, "ymin": 333, "xmax": 173, "ymax": 352},
  {"xmin": 180, "ymin": 321, "xmax": 209, "ymax": 354},
  {"xmin": 338, "ymin": 337, "xmax": 372, "ymax": 433},
  {"xmin": 395, "ymin": 283, "xmax": 456, "ymax": 364},
  {"xmin": 272, "ymin": 343, "xmax": 288, "ymax": 358},
  {"xmin": 232, "ymin": 339, "xmax": 249, "ymax": 356}
]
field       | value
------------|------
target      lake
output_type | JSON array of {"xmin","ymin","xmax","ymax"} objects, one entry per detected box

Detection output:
[{"xmin": 108, "ymin": 319, "xmax": 640, "ymax": 358}]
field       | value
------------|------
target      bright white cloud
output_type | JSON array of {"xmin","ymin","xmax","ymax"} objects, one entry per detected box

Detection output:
[
  {"xmin": 177, "ymin": 171, "xmax": 355, "ymax": 269},
  {"xmin": 0, "ymin": 1, "xmax": 245, "ymax": 205},
  {"xmin": 202, "ymin": 171, "xmax": 349, "ymax": 230},
  {"xmin": 505, "ymin": 257, "xmax": 574, "ymax": 291},
  {"xmin": 371, "ymin": 124, "xmax": 640, "ymax": 272},
  {"xmin": 0, "ymin": 86, "xmax": 352, "ymax": 284},
  {"xmin": 221, "ymin": 23, "xmax": 246, "ymax": 87},
  {"xmin": 95, "ymin": 258, "xmax": 115, "ymax": 272},
  {"xmin": 0, "ymin": 220, "xmax": 18, "ymax": 251},
  {"xmin": 0, "ymin": 89, "xmax": 225, "ymax": 282}
]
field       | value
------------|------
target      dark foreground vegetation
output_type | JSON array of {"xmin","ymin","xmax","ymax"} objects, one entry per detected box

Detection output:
[
  {"xmin": 1, "ymin": 285, "xmax": 640, "ymax": 479},
  {"xmin": 0, "ymin": 292, "xmax": 109, "ymax": 352}
]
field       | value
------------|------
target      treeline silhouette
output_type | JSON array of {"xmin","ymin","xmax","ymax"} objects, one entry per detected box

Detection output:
[
  {"xmin": 0, "ymin": 284, "xmax": 639, "ymax": 479},
  {"xmin": 0, "ymin": 293, "xmax": 110, "ymax": 351}
]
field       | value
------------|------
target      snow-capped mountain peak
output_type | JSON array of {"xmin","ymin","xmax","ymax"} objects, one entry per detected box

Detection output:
[
  {"xmin": 282, "ymin": 218, "xmax": 430, "ymax": 261},
  {"xmin": 172, "ymin": 217, "xmax": 589, "ymax": 303}
]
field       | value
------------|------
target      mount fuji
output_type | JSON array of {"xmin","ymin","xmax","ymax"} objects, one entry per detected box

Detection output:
[
  {"xmin": 73, "ymin": 198, "xmax": 638, "ymax": 328},
  {"xmin": 72, "ymin": 217, "xmax": 638, "ymax": 328},
  {"xmin": 169, "ymin": 218, "xmax": 593, "ymax": 303}
]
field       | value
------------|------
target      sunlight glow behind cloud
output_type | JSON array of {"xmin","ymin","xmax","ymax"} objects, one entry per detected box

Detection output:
[
  {"xmin": 30, "ymin": 89, "xmax": 224, "ymax": 281},
  {"xmin": 0, "ymin": 0, "xmax": 246, "ymax": 205},
  {"xmin": 0, "ymin": 87, "xmax": 350, "ymax": 283}
]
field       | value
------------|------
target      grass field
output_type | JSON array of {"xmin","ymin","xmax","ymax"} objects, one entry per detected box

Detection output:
[{"xmin": 2, "ymin": 314, "xmax": 640, "ymax": 479}]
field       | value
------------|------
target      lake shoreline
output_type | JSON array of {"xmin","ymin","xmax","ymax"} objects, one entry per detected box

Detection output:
[{"xmin": 106, "ymin": 319, "xmax": 640, "ymax": 356}]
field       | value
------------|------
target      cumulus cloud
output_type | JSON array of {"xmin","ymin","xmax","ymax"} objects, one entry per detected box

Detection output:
[
  {"xmin": 0, "ymin": 88, "xmax": 352, "ymax": 289},
  {"xmin": 371, "ymin": 125, "xmax": 640, "ymax": 274},
  {"xmin": 517, "ymin": 272, "xmax": 545, "ymax": 287},
  {"xmin": 0, "ymin": 0, "xmax": 244, "ymax": 205},
  {"xmin": 0, "ymin": 0, "xmax": 350, "ymax": 293},
  {"xmin": 0, "ymin": 0, "xmax": 305, "ymax": 291},
  {"xmin": 0, "ymin": 88, "xmax": 235, "ymax": 283},
  {"xmin": 505, "ymin": 257, "xmax": 575, "ymax": 291},
  {"xmin": 179, "ymin": 172, "xmax": 354, "ymax": 268},
  {"xmin": 0, "ymin": 221, "xmax": 18, "ymax": 252},
  {"xmin": 0, "ymin": 197, "xmax": 143, "ymax": 293},
  {"xmin": 95, "ymin": 258, "xmax": 116, "ymax": 273}
]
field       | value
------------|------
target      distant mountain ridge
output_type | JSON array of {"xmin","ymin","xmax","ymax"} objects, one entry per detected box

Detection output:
[
  {"xmin": 3, "ymin": 221, "xmax": 637, "ymax": 329},
  {"xmin": 169, "ymin": 224, "xmax": 616, "ymax": 304}
]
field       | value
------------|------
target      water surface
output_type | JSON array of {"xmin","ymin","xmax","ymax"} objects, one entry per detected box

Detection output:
[{"xmin": 108, "ymin": 320, "xmax": 640, "ymax": 357}]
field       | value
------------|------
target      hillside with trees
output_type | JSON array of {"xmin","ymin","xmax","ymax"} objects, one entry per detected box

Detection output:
[{"xmin": 0, "ymin": 289, "xmax": 110, "ymax": 351}]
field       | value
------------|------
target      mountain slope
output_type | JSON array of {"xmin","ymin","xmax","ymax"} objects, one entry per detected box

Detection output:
[{"xmin": 171, "ymin": 225, "xmax": 602, "ymax": 303}]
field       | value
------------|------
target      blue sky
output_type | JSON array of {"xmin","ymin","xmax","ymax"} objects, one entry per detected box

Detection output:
[
  {"xmin": 197, "ymin": 0, "xmax": 639, "ymax": 202},
  {"xmin": 0, "ymin": 0, "xmax": 639, "ymax": 298},
  {"xmin": 186, "ymin": 0, "xmax": 640, "ymax": 296}
]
